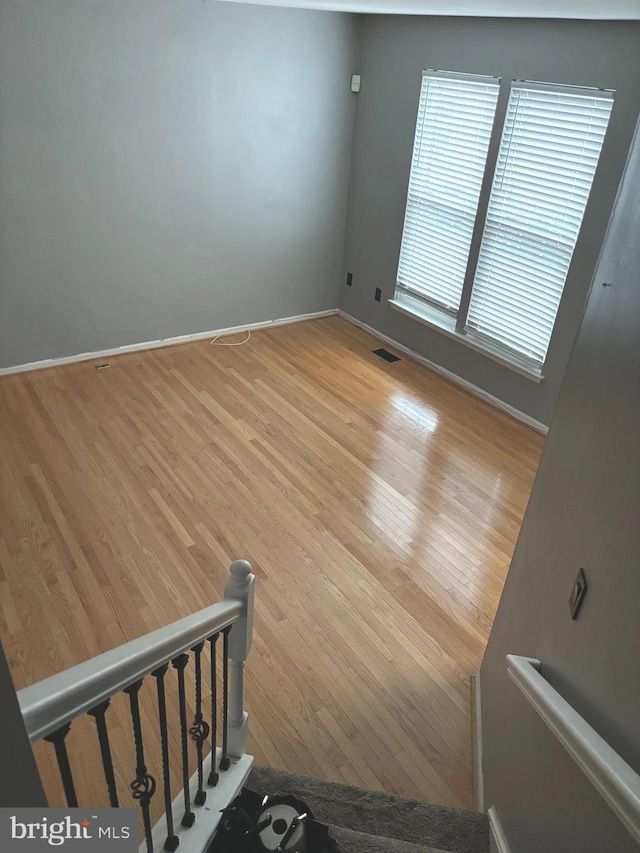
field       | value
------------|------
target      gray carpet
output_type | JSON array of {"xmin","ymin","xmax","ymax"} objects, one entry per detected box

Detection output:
[
  {"xmin": 247, "ymin": 766, "xmax": 489, "ymax": 853},
  {"xmin": 331, "ymin": 825, "xmax": 448, "ymax": 853}
]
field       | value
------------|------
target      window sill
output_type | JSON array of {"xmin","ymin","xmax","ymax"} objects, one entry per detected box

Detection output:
[{"xmin": 389, "ymin": 298, "xmax": 544, "ymax": 383}]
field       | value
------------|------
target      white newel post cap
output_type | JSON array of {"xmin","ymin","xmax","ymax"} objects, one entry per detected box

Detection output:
[{"xmin": 229, "ymin": 560, "xmax": 252, "ymax": 580}]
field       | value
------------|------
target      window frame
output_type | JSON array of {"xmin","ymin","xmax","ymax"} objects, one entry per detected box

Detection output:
[
  {"xmin": 391, "ymin": 75, "xmax": 615, "ymax": 382},
  {"xmin": 395, "ymin": 69, "xmax": 502, "ymax": 318}
]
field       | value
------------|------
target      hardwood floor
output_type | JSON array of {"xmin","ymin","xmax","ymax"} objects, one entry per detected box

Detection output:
[{"xmin": 0, "ymin": 315, "xmax": 543, "ymax": 813}]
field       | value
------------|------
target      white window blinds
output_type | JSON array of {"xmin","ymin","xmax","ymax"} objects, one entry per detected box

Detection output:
[
  {"xmin": 396, "ymin": 71, "xmax": 500, "ymax": 313},
  {"xmin": 466, "ymin": 82, "xmax": 614, "ymax": 367}
]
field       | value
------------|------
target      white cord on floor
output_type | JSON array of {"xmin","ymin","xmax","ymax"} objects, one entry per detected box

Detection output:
[{"xmin": 210, "ymin": 330, "xmax": 251, "ymax": 346}]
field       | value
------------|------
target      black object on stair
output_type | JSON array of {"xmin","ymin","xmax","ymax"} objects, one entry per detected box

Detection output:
[
  {"xmin": 208, "ymin": 786, "xmax": 341, "ymax": 852},
  {"xmin": 240, "ymin": 766, "xmax": 490, "ymax": 853}
]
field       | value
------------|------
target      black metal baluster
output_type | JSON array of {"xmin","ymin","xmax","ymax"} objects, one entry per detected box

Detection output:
[
  {"xmin": 172, "ymin": 654, "xmax": 195, "ymax": 828},
  {"xmin": 123, "ymin": 679, "xmax": 157, "ymax": 853},
  {"xmin": 152, "ymin": 664, "xmax": 179, "ymax": 852},
  {"xmin": 207, "ymin": 633, "xmax": 219, "ymax": 787},
  {"xmin": 189, "ymin": 643, "xmax": 209, "ymax": 806},
  {"xmin": 44, "ymin": 723, "xmax": 78, "ymax": 807},
  {"xmin": 219, "ymin": 626, "xmax": 231, "ymax": 772},
  {"xmin": 87, "ymin": 700, "xmax": 119, "ymax": 807}
]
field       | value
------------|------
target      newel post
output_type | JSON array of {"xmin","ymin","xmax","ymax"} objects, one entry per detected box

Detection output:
[{"xmin": 224, "ymin": 559, "xmax": 255, "ymax": 758}]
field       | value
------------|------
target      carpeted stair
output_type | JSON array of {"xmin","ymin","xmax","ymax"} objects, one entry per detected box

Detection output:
[{"xmin": 247, "ymin": 766, "xmax": 489, "ymax": 853}]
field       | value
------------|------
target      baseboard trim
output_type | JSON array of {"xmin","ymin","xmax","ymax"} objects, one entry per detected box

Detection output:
[
  {"xmin": 472, "ymin": 669, "xmax": 485, "ymax": 812},
  {"xmin": 0, "ymin": 309, "xmax": 339, "ymax": 376},
  {"xmin": 488, "ymin": 807, "xmax": 513, "ymax": 853},
  {"xmin": 338, "ymin": 311, "xmax": 548, "ymax": 435}
]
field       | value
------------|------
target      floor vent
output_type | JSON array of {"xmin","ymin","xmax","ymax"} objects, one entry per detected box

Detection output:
[{"xmin": 373, "ymin": 348, "xmax": 401, "ymax": 363}]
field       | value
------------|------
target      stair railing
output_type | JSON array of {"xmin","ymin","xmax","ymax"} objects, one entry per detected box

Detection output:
[
  {"xmin": 17, "ymin": 559, "xmax": 256, "ymax": 853},
  {"xmin": 507, "ymin": 654, "xmax": 640, "ymax": 844}
]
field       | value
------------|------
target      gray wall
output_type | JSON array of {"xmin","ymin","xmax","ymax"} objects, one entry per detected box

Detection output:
[
  {"xmin": 0, "ymin": 640, "xmax": 47, "ymax": 806},
  {"xmin": 340, "ymin": 16, "xmax": 640, "ymax": 426},
  {"xmin": 0, "ymin": 0, "xmax": 360, "ymax": 368},
  {"xmin": 480, "ymin": 117, "xmax": 640, "ymax": 853}
]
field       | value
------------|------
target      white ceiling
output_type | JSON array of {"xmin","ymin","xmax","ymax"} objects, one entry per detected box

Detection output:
[{"xmin": 214, "ymin": 0, "xmax": 640, "ymax": 18}]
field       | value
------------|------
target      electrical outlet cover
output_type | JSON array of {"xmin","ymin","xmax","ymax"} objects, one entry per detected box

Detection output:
[{"xmin": 569, "ymin": 568, "xmax": 587, "ymax": 619}]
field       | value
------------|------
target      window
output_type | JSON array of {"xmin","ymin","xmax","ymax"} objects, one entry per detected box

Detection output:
[
  {"xmin": 396, "ymin": 71, "xmax": 500, "ymax": 314},
  {"xmin": 393, "ymin": 75, "xmax": 614, "ymax": 378}
]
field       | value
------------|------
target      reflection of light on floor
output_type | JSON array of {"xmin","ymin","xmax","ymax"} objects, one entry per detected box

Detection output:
[
  {"xmin": 486, "ymin": 471, "xmax": 504, "ymax": 510},
  {"xmin": 364, "ymin": 394, "xmax": 439, "ymax": 550},
  {"xmin": 392, "ymin": 393, "xmax": 439, "ymax": 434}
]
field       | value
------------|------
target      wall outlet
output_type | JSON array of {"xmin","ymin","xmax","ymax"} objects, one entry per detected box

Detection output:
[
  {"xmin": 346, "ymin": 272, "xmax": 353, "ymax": 286},
  {"xmin": 375, "ymin": 287, "xmax": 382, "ymax": 302}
]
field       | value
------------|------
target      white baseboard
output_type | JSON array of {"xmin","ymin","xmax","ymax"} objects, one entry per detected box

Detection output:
[
  {"xmin": 338, "ymin": 311, "xmax": 549, "ymax": 435},
  {"xmin": 488, "ymin": 807, "xmax": 513, "ymax": 853},
  {"xmin": 0, "ymin": 309, "xmax": 339, "ymax": 376},
  {"xmin": 473, "ymin": 668, "xmax": 485, "ymax": 812}
]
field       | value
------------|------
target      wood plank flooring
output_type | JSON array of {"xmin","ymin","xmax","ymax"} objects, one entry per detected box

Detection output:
[{"xmin": 0, "ymin": 316, "xmax": 543, "ymax": 814}]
